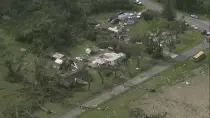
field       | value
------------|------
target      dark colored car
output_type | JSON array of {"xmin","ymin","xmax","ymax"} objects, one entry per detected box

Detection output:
[{"xmin": 201, "ymin": 30, "xmax": 207, "ymax": 35}]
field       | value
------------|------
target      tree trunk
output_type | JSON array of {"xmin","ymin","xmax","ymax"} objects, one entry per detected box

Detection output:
[
  {"xmin": 99, "ymin": 72, "xmax": 104, "ymax": 84},
  {"xmin": 137, "ymin": 56, "xmax": 140, "ymax": 67},
  {"xmin": 114, "ymin": 71, "xmax": 117, "ymax": 79},
  {"xmin": 88, "ymin": 75, "xmax": 91, "ymax": 90},
  {"xmin": 15, "ymin": 106, "xmax": 19, "ymax": 118}
]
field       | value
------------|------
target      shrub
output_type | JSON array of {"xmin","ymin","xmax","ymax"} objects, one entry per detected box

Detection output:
[{"xmin": 142, "ymin": 10, "xmax": 161, "ymax": 21}]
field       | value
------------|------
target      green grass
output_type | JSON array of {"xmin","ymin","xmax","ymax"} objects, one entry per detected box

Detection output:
[
  {"xmin": 0, "ymin": 80, "xmax": 24, "ymax": 117},
  {"xmin": 79, "ymin": 51, "xmax": 209, "ymax": 118},
  {"xmin": 128, "ymin": 20, "xmax": 150, "ymax": 37},
  {"xmin": 175, "ymin": 30, "xmax": 204, "ymax": 54},
  {"xmin": 199, "ymin": 14, "xmax": 209, "ymax": 21},
  {"xmin": 123, "ymin": 57, "xmax": 154, "ymax": 77}
]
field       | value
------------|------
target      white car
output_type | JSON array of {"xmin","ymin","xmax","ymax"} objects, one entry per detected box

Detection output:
[
  {"xmin": 190, "ymin": 14, "xmax": 199, "ymax": 19},
  {"xmin": 129, "ymin": 13, "xmax": 134, "ymax": 16},
  {"xmin": 206, "ymin": 32, "xmax": 210, "ymax": 36},
  {"xmin": 135, "ymin": 0, "xmax": 140, "ymax": 3},
  {"xmin": 137, "ymin": 12, "xmax": 142, "ymax": 16},
  {"xmin": 137, "ymin": 15, "xmax": 141, "ymax": 19},
  {"xmin": 191, "ymin": 25, "xmax": 198, "ymax": 30},
  {"xmin": 137, "ymin": 2, "xmax": 142, "ymax": 5}
]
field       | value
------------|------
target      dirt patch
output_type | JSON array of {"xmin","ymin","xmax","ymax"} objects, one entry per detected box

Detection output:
[{"xmin": 139, "ymin": 70, "xmax": 209, "ymax": 118}]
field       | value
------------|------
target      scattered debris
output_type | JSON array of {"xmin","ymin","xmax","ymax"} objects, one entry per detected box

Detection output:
[
  {"xmin": 75, "ymin": 78, "xmax": 88, "ymax": 85},
  {"xmin": 76, "ymin": 57, "xmax": 83, "ymax": 61},
  {"xmin": 136, "ymin": 68, "xmax": 139, "ymax": 70},
  {"xmin": 91, "ymin": 52, "xmax": 126, "ymax": 67},
  {"xmin": 185, "ymin": 81, "xmax": 189, "ymax": 85},
  {"xmin": 85, "ymin": 48, "xmax": 91, "ymax": 55},
  {"xmin": 1, "ymin": 15, "xmax": 11, "ymax": 21},
  {"xmin": 95, "ymin": 24, "xmax": 101, "ymax": 29},
  {"xmin": 108, "ymin": 26, "xmax": 119, "ymax": 33},
  {"xmin": 55, "ymin": 58, "xmax": 63, "ymax": 65},
  {"xmin": 72, "ymin": 62, "xmax": 78, "ymax": 69},
  {"xmin": 52, "ymin": 52, "xmax": 64, "ymax": 59},
  {"xmin": 20, "ymin": 48, "xmax": 26, "ymax": 52},
  {"xmin": 149, "ymin": 88, "xmax": 156, "ymax": 92}
]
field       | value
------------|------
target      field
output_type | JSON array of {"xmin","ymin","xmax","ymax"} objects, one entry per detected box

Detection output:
[
  {"xmin": 175, "ymin": 30, "xmax": 204, "ymax": 54},
  {"xmin": 79, "ymin": 51, "xmax": 209, "ymax": 118}
]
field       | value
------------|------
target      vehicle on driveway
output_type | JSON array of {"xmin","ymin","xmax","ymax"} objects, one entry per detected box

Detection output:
[
  {"xmin": 190, "ymin": 14, "xmax": 199, "ymax": 19},
  {"xmin": 191, "ymin": 25, "xmax": 198, "ymax": 30},
  {"xmin": 201, "ymin": 30, "xmax": 207, "ymax": 35},
  {"xmin": 135, "ymin": 0, "xmax": 142, "ymax": 5}
]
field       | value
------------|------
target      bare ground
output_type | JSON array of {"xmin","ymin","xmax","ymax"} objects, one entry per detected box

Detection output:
[{"xmin": 139, "ymin": 67, "xmax": 209, "ymax": 118}]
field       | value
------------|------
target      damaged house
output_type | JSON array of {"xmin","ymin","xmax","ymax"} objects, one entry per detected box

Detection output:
[{"xmin": 91, "ymin": 52, "xmax": 126, "ymax": 67}]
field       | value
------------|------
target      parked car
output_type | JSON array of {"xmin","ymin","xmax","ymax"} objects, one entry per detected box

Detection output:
[
  {"xmin": 201, "ymin": 30, "xmax": 207, "ymax": 35},
  {"xmin": 118, "ymin": 11, "xmax": 125, "ymax": 15},
  {"xmin": 111, "ymin": 19, "xmax": 120, "ymax": 24},
  {"xmin": 190, "ymin": 14, "xmax": 199, "ymax": 19},
  {"xmin": 136, "ymin": 2, "xmax": 142, "ymax": 5},
  {"xmin": 191, "ymin": 25, "xmax": 198, "ymax": 30},
  {"xmin": 137, "ymin": 15, "xmax": 141, "ymax": 19},
  {"xmin": 135, "ymin": 0, "xmax": 142, "ymax": 5}
]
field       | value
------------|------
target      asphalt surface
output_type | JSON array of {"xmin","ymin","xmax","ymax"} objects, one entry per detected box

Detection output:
[{"xmin": 58, "ymin": 1, "xmax": 210, "ymax": 118}]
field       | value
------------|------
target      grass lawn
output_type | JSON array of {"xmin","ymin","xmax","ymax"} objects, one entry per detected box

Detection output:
[
  {"xmin": 128, "ymin": 20, "xmax": 150, "ymax": 37},
  {"xmin": 175, "ymin": 29, "xmax": 204, "ymax": 54},
  {"xmin": 79, "ymin": 51, "xmax": 209, "ymax": 118},
  {"xmin": 199, "ymin": 14, "xmax": 209, "ymax": 21},
  {"xmin": 0, "ymin": 80, "xmax": 24, "ymax": 117}
]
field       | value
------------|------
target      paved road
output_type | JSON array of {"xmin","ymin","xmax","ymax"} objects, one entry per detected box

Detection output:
[
  {"xmin": 58, "ymin": 1, "xmax": 210, "ymax": 118},
  {"xmin": 142, "ymin": 0, "xmax": 210, "ymax": 32}
]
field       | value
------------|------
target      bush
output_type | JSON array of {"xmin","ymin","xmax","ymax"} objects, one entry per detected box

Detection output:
[
  {"xmin": 130, "ymin": 108, "xmax": 147, "ymax": 118},
  {"xmin": 104, "ymin": 71, "xmax": 112, "ymax": 77},
  {"xmin": 85, "ymin": 30, "xmax": 97, "ymax": 41},
  {"xmin": 142, "ymin": 10, "xmax": 160, "ymax": 21}
]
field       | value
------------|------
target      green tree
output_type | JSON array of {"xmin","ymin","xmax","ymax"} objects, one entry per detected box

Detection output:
[{"xmin": 162, "ymin": 0, "xmax": 176, "ymax": 21}]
